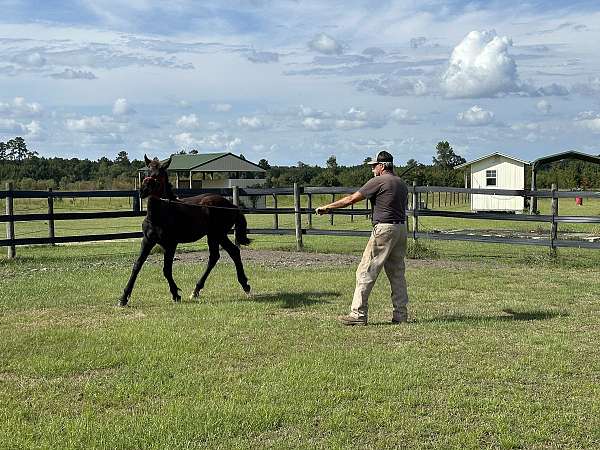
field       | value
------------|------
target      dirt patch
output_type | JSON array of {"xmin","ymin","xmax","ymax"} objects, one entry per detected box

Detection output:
[
  {"xmin": 163, "ymin": 249, "xmax": 487, "ymax": 270},
  {"xmin": 169, "ymin": 249, "xmax": 360, "ymax": 268}
]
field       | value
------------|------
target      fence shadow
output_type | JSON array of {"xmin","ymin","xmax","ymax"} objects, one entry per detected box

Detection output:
[{"xmin": 244, "ymin": 290, "xmax": 340, "ymax": 309}]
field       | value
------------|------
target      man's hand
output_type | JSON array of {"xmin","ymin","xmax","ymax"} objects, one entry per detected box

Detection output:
[{"xmin": 315, "ymin": 206, "xmax": 329, "ymax": 215}]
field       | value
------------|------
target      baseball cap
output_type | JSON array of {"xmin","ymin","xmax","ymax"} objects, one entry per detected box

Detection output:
[{"xmin": 366, "ymin": 150, "xmax": 393, "ymax": 165}]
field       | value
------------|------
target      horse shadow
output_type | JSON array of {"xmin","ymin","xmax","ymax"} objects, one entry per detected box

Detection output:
[
  {"xmin": 243, "ymin": 290, "xmax": 341, "ymax": 309},
  {"xmin": 368, "ymin": 308, "xmax": 567, "ymax": 326}
]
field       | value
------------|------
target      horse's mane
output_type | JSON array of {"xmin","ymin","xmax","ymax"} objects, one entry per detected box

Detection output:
[{"xmin": 164, "ymin": 178, "xmax": 177, "ymax": 200}]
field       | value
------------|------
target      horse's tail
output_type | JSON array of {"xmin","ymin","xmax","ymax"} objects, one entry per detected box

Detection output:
[{"xmin": 235, "ymin": 210, "xmax": 251, "ymax": 246}]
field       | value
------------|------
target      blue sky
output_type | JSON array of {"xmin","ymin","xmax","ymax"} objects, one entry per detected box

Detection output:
[{"xmin": 1, "ymin": 0, "xmax": 600, "ymax": 166}]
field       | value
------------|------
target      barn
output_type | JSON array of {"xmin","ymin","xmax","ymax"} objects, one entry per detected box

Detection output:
[
  {"xmin": 138, "ymin": 152, "xmax": 267, "ymax": 207},
  {"xmin": 455, "ymin": 152, "xmax": 530, "ymax": 213}
]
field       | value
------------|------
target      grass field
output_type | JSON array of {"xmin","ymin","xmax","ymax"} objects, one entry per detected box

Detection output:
[{"xmin": 1, "ymin": 232, "xmax": 600, "ymax": 448}]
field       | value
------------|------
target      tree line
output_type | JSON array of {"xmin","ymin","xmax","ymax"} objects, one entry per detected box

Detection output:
[{"xmin": 1, "ymin": 137, "xmax": 599, "ymax": 190}]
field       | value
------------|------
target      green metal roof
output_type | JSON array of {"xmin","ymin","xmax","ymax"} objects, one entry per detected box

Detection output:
[
  {"xmin": 531, "ymin": 150, "xmax": 600, "ymax": 168},
  {"xmin": 165, "ymin": 153, "xmax": 229, "ymax": 171},
  {"xmin": 139, "ymin": 152, "xmax": 266, "ymax": 173}
]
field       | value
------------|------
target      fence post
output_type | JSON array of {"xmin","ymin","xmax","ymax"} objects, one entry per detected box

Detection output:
[
  {"xmin": 550, "ymin": 183, "xmax": 558, "ymax": 254},
  {"xmin": 330, "ymin": 194, "xmax": 335, "ymax": 225},
  {"xmin": 132, "ymin": 190, "xmax": 140, "ymax": 213},
  {"xmin": 307, "ymin": 193, "xmax": 312, "ymax": 229},
  {"xmin": 294, "ymin": 183, "xmax": 303, "ymax": 250},
  {"xmin": 47, "ymin": 188, "xmax": 55, "ymax": 246},
  {"xmin": 412, "ymin": 181, "xmax": 419, "ymax": 241},
  {"xmin": 232, "ymin": 186, "xmax": 239, "ymax": 206},
  {"xmin": 272, "ymin": 194, "xmax": 278, "ymax": 230},
  {"xmin": 350, "ymin": 202, "xmax": 354, "ymax": 222},
  {"xmin": 5, "ymin": 182, "xmax": 15, "ymax": 258}
]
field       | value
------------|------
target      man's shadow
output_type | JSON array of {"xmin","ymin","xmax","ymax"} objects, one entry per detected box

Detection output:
[
  {"xmin": 370, "ymin": 309, "xmax": 567, "ymax": 326},
  {"xmin": 244, "ymin": 290, "xmax": 340, "ymax": 309}
]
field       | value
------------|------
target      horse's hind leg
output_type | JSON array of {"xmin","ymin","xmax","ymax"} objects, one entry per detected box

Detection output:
[
  {"xmin": 120, "ymin": 237, "xmax": 155, "ymax": 306},
  {"xmin": 162, "ymin": 243, "xmax": 181, "ymax": 302},
  {"xmin": 190, "ymin": 236, "xmax": 220, "ymax": 299},
  {"xmin": 220, "ymin": 235, "xmax": 250, "ymax": 294}
]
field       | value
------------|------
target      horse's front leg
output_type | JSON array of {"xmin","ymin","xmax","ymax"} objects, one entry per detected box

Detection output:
[
  {"xmin": 162, "ymin": 243, "xmax": 181, "ymax": 302},
  {"xmin": 120, "ymin": 237, "xmax": 155, "ymax": 306},
  {"xmin": 221, "ymin": 236, "xmax": 251, "ymax": 295},
  {"xmin": 190, "ymin": 236, "xmax": 220, "ymax": 300}
]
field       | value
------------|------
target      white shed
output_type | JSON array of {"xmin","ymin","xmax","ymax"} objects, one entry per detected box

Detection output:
[{"xmin": 455, "ymin": 152, "xmax": 530, "ymax": 213}]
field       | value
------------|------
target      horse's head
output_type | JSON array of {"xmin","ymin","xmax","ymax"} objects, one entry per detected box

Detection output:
[{"xmin": 140, "ymin": 154, "xmax": 172, "ymax": 199}]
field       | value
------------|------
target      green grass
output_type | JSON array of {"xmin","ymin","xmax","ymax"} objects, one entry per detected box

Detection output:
[{"xmin": 1, "ymin": 238, "xmax": 600, "ymax": 448}]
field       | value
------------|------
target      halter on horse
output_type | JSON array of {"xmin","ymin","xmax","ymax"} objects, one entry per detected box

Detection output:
[{"xmin": 119, "ymin": 155, "xmax": 251, "ymax": 306}]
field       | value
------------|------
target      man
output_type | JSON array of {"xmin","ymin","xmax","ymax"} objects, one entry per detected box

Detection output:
[{"xmin": 315, "ymin": 150, "xmax": 410, "ymax": 326}]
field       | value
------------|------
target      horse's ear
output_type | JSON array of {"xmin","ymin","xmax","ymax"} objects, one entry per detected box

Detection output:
[
  {"xmin": 144, "ymin": 154, "xmax": 152, "ymax": 167},
  {"xmin": 163, "ymin": 155, "xmax": 173, "ymax": 169}
]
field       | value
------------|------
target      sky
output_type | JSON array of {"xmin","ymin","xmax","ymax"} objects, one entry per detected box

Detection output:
[{"xmin": 1, "ymin": 0, "xmax": 600, "ymax": 166}]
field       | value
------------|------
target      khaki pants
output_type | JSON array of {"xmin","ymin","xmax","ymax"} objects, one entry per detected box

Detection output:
[{"xmin": 350, "ymin": 223, "xmax": 409, "ymax": 321}]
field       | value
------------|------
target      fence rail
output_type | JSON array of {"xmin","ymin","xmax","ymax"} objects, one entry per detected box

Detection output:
[{"xmin": 2, "ymin": 183, "xmax": 600, "ymax": 257}]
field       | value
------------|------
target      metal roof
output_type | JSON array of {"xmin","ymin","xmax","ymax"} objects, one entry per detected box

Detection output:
[
  {"xmin": 454, "ymin": 152, "xmax": 530, "ymax": 170},
  {"xmin": 531, "ymin": 150, "xmax": 600, "ymax": 167},
  {"xmin": 140, "ymin": 152, "xmax": 266, "ymax": 173}
]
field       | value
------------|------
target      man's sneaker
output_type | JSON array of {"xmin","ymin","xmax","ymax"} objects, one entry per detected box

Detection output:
[
  {"xmin": 338, "ymin": 315, "xmax": 367, "ymax": 326},
  {"xmin": 392, "ymin": 316, "xmax": 408, "ymax": 324}
]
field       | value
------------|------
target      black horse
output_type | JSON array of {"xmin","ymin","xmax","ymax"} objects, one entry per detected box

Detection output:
[{"xmin": 119, "ymin": 155, "xmax": 251, "ymax": 306}]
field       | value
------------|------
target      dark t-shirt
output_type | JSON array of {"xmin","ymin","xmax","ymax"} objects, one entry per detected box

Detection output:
[{"xmin": 358, "ymin": 172, "xmax": 408, "ymax": 224}]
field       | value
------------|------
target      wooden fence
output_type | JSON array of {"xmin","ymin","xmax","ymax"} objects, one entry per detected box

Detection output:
[{"xmin": 2, "ymin": 182, "xmax": 600, "ymax": 257}]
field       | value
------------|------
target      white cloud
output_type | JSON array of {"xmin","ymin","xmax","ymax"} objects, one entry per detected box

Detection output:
[
  {"xmin": 302, "ymin": 117, "xmax": 329, "ymax": 131},
  {"xmin": 335, "ymin": 119, "xmax": 369, "ymax": 130},
  {"xmin": 575, "ymin": 111, "xmax": 600, "ymax": 133},
  {"xmin": 572, "ymin": 77, "xmax": 600, "ymax": 96},
  {"xmin": 212, "ymin": 103, "xmax": 232, "ymax": 112},
  {"xmin": 511, "ymin": 122, "xmax": 540, "ymax": 132},
  {"xmin": 356, "ymin": 78, "xmax": 428, "ymax": 97},
  {"xmin": 50, "ymin": 68, "xmax": 97, "ymax": 79},
  {"xmin": 409, "ymin": 37, "xmax": 427, "ymax": 49},
  {"xmin": 0, "ymin": 118, "xmax": 24, "ymax": 133},
  {"xmin": 66, "ymin": 115, "xmax": 127, "ymax": 133},
  {"xmin": 456, "ymin": 105, "xmax": 495, "ymax": 126},
  {"xmin": 308, "ymin": 33, "xmax": 343, "ymax": 55},
  {"xmin": 442, "ymin": 30, "xmax": 518, "ymax": 98},
  {"xmin": 536, "ymin": 100, "xmax": 552, "ymax": 114},
  {"xmin": 297, "ymin": 105, "xmax": 330, "ymax": 118},
  {"xmin": 0, "ymin": 118, "xmax": 42, "ymax": 138},
  {"xmin": 176, "ymin": 113, "xmax": 200, "ymax": 129},
  {"xmin": 237, "ymin": 116, "xmax": 264, "ymax": 130},
  {"xmin": 0, "ymin": 97, "xmax": 43, "ymax": 117},
  {"xmin": 140, "ymin": 139, "xmax": 166, "ymax": 150},
  {"xmin": 247, "ymin": 51, "xmax": 279, "ymax": 64},
  {"xmin": 534, "ymin": 83, "xmax": 569, "ymax": 96},
  {"xmin": 172, "ymin": 132, "xmax": 241, "ymax": 151},
  {"xmin": 390, "ymin": 108, "xmax": 417, "ymax": 123},
  {"xmin": 336, "ymin": 107, "xmax": 386, "ymax": 129},
  {"xmin": 112, "ymin": 98, "xmax": 135, "ymax": 116},
  {"xmin": 24, "ymin": 120, "xmax": 42, "ymax": 139}
]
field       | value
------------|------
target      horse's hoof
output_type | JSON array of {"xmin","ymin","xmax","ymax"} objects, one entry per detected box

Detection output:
[
  {"xmin": 243, "ymin": 284, "xmax": 251, "ymax": 295},
  {"xmin": 118, "ymin": 301, "xmax": 129, "ymax": 307},
  {"xmin": 189, "ymin": 290, "xmax": 200, "ymax": 300}
]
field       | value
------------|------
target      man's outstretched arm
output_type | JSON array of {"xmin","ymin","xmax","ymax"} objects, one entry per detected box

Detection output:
[{"xmin": 315, "ymin": 191, "xmax": 365, "ymax": 215}]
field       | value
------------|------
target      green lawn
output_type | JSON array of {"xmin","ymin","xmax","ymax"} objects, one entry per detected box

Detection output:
[{"xmin": 1, "ymin": 237, "xmax": 600, "ymax": 449}]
